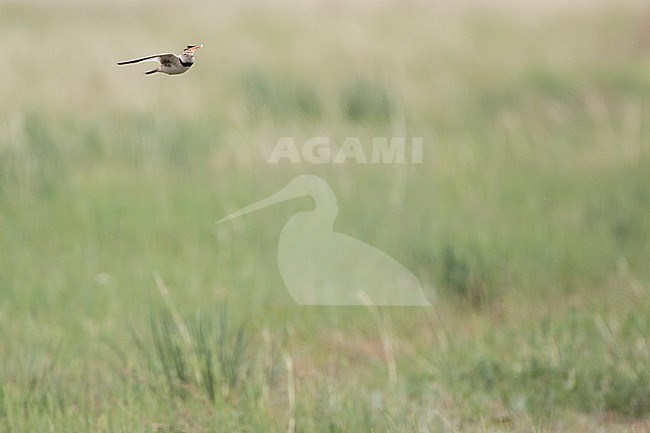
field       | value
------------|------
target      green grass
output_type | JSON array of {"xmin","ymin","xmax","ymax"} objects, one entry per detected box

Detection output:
[{"xmin": 1, "ymin": 0, "xmax": 650, "ymax": 431}]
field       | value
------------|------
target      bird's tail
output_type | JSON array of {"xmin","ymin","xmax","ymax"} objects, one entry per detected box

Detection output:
[{"xmin": 144, "ymin": 69, "xmax": 159, "ymax": 75}]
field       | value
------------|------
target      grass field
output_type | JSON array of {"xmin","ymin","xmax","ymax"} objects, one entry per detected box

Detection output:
[{"xmin": 1, "ymin": 0, "xmax": 650, "ymax": 431}]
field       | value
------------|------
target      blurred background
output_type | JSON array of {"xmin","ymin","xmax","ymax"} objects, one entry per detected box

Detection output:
[{"xmin": 1, "ymin": 0, "xmax": 649, "ymax": 432}]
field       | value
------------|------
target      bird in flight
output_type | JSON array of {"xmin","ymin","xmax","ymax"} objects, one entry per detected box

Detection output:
[{"xmin": 117, "ymin": 44, "xmax": 203, "ymax": 75}]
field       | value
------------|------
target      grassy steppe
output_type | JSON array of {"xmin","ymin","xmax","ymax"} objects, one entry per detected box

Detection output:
[{"xmin": 1, "ymin": 1, "xmax": 649, "ymax": 432}]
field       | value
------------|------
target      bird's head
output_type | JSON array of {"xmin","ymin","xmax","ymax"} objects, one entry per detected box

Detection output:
[{"xmin": 180, "ymin": 44, "xmax": 203, "ymax": 62}]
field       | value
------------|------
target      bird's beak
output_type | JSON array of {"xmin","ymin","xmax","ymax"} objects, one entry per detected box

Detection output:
[
  {"xmin": 217, "ymin": 187, "xmax": 302, "ymax": 224},
  {"xmin": 185, "ymin": 44, "xmax": 203, "ymax": 53},
  {"xmin": 217, "ymin": 178, "xmax": 311, "ymax": 225}
]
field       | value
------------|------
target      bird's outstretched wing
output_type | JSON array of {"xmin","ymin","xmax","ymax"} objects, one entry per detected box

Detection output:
[{"xmin": 117, "ymin": 53, "xmax": 174, "ymax": 65}]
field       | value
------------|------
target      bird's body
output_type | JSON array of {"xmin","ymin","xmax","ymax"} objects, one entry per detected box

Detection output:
[
  {"xmin": 217, "ymin": 175, "xmax": 431, "ymax": 306},
  {"xmin": 117, "ymin": 44, "xmax": 203, "ymax": 75}
]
